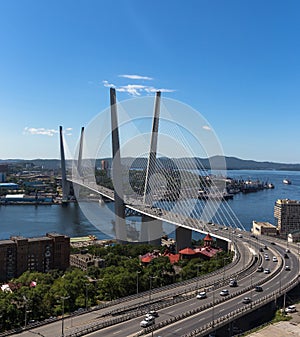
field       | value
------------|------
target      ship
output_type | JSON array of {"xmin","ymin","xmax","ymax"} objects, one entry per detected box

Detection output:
[{"xmin": 283, "ymin": 179, "xmax": 291, "ymax": 185}]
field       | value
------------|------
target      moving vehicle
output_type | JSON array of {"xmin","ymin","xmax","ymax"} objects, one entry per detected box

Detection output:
[
  {"xmin": 283, "ymin": 179, "xmax": 292, "ymax": 185},
  {"xmin": 264, "ymin": 268, "xmax": 271, "ymax": 274},
  {"xmin": 285, "ymin": 305, "xmax": 296, "ymax": 313},
  {"xmin": 229, "ymin": 279, "xmax": 238, "ymax": 287},
  {"xmin": 272, "ymin": 256, "xmax": 278, "ymax": 262},
  {"xmin": 285, "ymin": 265, "xmax": 291, "ymax": 271},
  {"xmin": 196, "ymin": 291, "xmax": 207, "ymax": 299},
  {"xmin": 147, "ymin": 310, "xmax": 159, "ymax": 317},
  {"xmin": 242, "ymin": 297, "xmax": 251, "ymax": 304},
  {"xmin": 256, "ymin": 266, "xmax": 264, "ymax": 272},
  {"xmin": 140, "ymin": 316, "xmax": 155, "ymax": 327},
  {"xmin": 220, "ymin": 289, "xmax": 229, "ymax": 296},
  {"xmin": 255, "ymin": 286, "xmax": 263, "ymax": 292}
]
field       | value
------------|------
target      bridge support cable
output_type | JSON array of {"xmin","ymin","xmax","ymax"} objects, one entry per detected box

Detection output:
[
  {"xmin": 110, "ymin": 88, "xmax": 127, "ymax": 242},
  {"xmin": 59, "ymin": 126, "xmax": 70, "ymax": 203}
]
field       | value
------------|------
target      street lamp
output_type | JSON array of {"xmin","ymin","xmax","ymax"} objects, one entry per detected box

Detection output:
[
  {"xmin": 196, "ymin": 264, "xmax": 203, "ymax": 291},
  {"xmin": 136, "ymin": 271, "xmax": 141, "ymax": 295},
  {"xmin": 149, "ymin": 276, "xmax": 157, "ymax": 302},
  {"xmin": 60, "ymin": 296, "xmax": 70, "ymax": 337},
  {"xmin": 85, "ymin": 283, "xmax": 89, "ymax": 311},
  {"xmin": 23, "ymin": 296, "xmax": 28, "ymax": 329},
  {"xmin": 223, "ymin": 257, "xmax": 230, "ymax": 283}
]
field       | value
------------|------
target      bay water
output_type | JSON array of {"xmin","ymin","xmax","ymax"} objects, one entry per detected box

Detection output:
[{"xmin": 0, "ymin": 170, "xmax": 299, "ymax": 240}]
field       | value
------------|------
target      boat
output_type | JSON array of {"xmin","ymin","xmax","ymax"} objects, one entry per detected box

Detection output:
[{"xmin": 283, "ymin": 179, "xmax": 291, "ymax": 185}]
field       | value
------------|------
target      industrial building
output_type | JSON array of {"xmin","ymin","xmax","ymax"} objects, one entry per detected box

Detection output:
[{"xmin": 0, "ymin": 233, "xmax": 70, "ymax": 282}]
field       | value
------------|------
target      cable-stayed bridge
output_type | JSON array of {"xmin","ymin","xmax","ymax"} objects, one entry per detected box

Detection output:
[{"xmin": 59, "ymin": 89, "xmax": 245, "ymax": 250}]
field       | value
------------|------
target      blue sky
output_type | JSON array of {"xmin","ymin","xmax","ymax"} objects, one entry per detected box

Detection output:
[{"xmin": 0, "ymin": 0, "xmax": 300, "ymax": 163}]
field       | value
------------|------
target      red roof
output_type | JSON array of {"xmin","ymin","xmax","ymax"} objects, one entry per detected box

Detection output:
[
  {"xmin": 179, "ymin": 247, "xmax": 196, "ymax": 255},
  {"xmin": 199, "ymin": 247, "xmax": 220, "ymax": 258},
  {"xmin": 141, "ymin": 255, "xmax": 153, "ymax": 263},
  {"xmin": 204, "ymin": 233, "xmax": 213, "ymax": 241},
  {"xmin": 164, "ymin": 253, "xmax": 180, "ymax": 264}
]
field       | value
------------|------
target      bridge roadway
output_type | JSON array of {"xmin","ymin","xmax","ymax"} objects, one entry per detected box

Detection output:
[
  {"xmin": 69, "ymin": 178, "xmax": 242, "ymax": 239},
  {"xmin": 10, "ymin": 232, "xmax": 300, "ymax": 337}
]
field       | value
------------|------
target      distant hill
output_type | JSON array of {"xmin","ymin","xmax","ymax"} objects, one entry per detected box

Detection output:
[{"xmin": 1, "ymin": 156, "xmax": 300, "ymax": 171}]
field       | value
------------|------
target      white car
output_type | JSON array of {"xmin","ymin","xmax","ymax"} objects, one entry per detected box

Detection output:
[
  {"xmin": 272, "ymin": 256, "xmax": 278, "ymax": 262},
  {"xmin": 264, "ymin": 268, "xmax": 271, "ymax": 274},
  {"xmin": 140, "ymin": 316, "xmax": 155, "ymax": 327},
  {"xmin": 285, "ymin": 305, "xmax": 296, "ymax": 313},
  {"xmin": 196, "ymin": 291, "xmax": 207, "ymax": 299},
  {"xmin": 220, "ymin": 289, "xmax": 229, "ymax": 296}
]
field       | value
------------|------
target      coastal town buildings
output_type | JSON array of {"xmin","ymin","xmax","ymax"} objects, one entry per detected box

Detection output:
[
  {"xmin": 274, "ymin": 199, "xmax": 300, "ymax": 237},
  {"xmin": 0, "ymin": 233, "xmax": 70, "ymax": 282},
  {"xmin": 252, "ymin": 221, "xmax": 277, "ymax": 236}
]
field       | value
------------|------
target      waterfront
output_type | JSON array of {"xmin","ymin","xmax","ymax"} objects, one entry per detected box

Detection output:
[{"xmin": 0, "ymin": 169, "xmax": 300, "ymax": 240}]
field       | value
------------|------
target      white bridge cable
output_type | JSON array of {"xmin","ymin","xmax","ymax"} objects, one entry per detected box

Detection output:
[{"xmin": 148, "ymin": 116, "xmax": 244, "ymax": 231}]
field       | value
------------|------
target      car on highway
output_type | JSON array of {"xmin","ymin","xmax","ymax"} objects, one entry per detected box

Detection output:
[
  {"xmin": 286, "ymin": 248, "xmax": 290, "ymax": 253},
  {"xmin": 140, "ymin": 316, "xmax": 155, "ymax": 327},
  {"xmin": 255, "ymin": 286, "xmax": 263, "ymax": 292},
  {"xmin": 237, "ymin": 234, "xmax": 243, "ymax": 238},
  {"xmin": 256, "ymin": 266, "xmax": 264, "ymax": 272},
  {"xmin": 285, "ymin": 265, "xmax": 291, "ymax": 271},
  {"xmin": 264, "ymin": 268, "xmax": 271, "ymax": 274},
  {"xmin": 265, "ymin": 255, "xmax": 270, "ymax": 261},
  {"xmin": 272, "ymin": 256, "xmax": 278, "ymax": 262},
  {"xmin": 285, "ymin": 305, "xmax": 296, "ymax": 313},
  {"xmin": 271, "ymin": 241, "xmax": 276, "ymax": 245},
  {"xmin": 220, "ymin": 289, "xmax": 229, "ymax": 296},
  {"xmin": 259, "ymin": 247, "xmax": 264, "ymax": 252},
  {"xmin": 147, "ymin": 310, "xmax": 159, "ymax": 317},
  {"xmin": 229, "ymin": 279, "xmax": 238, "ymax": 287},
  {"xmin": 196, "ymin": 291, "xmax": 207, "ymax": 299},
  {"xmin": 284, "ymin": 253, "xmax": 289, "ymax": 259},
  {"xmin": 242, "ymin": 297, "xmax": 251, "ymax": 304}
]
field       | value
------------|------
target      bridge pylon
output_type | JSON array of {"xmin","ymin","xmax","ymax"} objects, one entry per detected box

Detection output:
[
  {"xmin": 77, "ymin": 126, "xmax": 84, "ymax": 177},
  {"xmin": 110, "ymin": 88, "xmax": 127, "ymax": 243},
  {"xmin": 141, "ymin": 91, "xmax": 163, "ymax": 244},
  {"xmin": 59, "ymin": 126, "xmax": 70, "ymax": 204}
]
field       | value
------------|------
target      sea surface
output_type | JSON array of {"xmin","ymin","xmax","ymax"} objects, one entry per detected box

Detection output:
[{"xmin": 0, "ymin": 169, "xmax": 300, "ymax": 241}]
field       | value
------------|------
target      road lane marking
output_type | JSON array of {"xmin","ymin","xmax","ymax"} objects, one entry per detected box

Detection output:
[{"xmin": 113, "ymin": 330, "xmax": 123, "ymax": 334}]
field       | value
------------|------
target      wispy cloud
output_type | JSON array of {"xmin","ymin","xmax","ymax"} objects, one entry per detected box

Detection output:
[
  {"xmin": 102, "ymin": 80, "xmax": 115, "ymax": 88},
  {"xmin": 103, "ymin": 78, "xmax": 175, "ymax": 96},
  {"xmin": 23, "ymin": 127, "xmax": 72, "ymax": 136},
  {"xmin": 119, "ymin": 74, "xmax": 153, "ymax": 80}
]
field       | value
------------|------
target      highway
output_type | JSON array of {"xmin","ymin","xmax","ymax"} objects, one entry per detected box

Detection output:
[{"xmin": 9, "ymin": 231, "xmax": 299, "ymax": 337}]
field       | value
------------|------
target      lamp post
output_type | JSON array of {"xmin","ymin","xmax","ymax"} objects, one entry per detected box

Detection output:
[
  {"xmin": 196, "ymin": 264, "xmax": 203, "ymax": 291},
  {"xmin": 23, "ymin": 296, "xmax": 28, "ymax": 329},
  {"xmin": 136, "ymin": 271, "xmax": 141, "ymax": 295},
  {"xmin": 212, "ymin": 285, "xmax": 215, "ymax": 329},
  {"xmin": 85, "ymin": 283, "xmax": 89, "ymax": 311},
  {"xmin": 149, "ymin": 276, "xmax": 157, "ymax": 302},
  {"xmin": 61, "ymin": 296, "xmax": 70, "ymax": 337},
  {"xmin": 223, "ymin": 257, "xmax": 230, "ymax": 283}
]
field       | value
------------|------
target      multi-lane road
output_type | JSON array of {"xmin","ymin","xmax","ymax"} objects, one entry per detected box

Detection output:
[{"xmin": 9, "ymin": 230, "xmax": 300, "ymax": 337}]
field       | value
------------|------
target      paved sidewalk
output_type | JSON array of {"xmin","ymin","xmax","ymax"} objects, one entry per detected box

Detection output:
[{"xmin": 247, "ymin": 303, "xmax": 300, "ymax": 337}]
